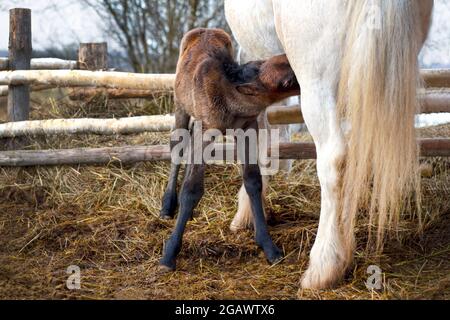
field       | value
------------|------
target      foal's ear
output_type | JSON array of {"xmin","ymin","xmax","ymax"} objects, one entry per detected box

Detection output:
[{"xmin": 236, "ymin": 83, "xmax": 264, "ymax": 96}]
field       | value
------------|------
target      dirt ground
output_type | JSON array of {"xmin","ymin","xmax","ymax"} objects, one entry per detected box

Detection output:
[{"xmin": 0, "ymin": 93, "xmax": 449, "ymax": 300}]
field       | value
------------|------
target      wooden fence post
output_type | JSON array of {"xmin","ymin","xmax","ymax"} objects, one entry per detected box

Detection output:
[
  {"xmin": 7, "ymin": 8, "xmax": 32, "ymax": 122},
  {"xmin": 78, "ymin": 43, "xmax": 108, "ymax": 71}
]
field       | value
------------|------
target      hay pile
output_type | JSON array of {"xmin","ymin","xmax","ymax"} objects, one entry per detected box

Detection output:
[{"xmin": 0, "ymin": 91, "xmax": 449, "ymax": 300}]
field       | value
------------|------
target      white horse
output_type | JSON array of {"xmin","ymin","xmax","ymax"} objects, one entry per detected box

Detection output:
[{"xmin": 225, "ymin": 0, "xmax": 434, "ymax": 290}]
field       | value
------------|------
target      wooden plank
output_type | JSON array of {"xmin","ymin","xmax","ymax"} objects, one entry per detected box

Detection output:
[
  {"xmin": 68, "ymin": 88, "xmax": 170, "ymax": 100},
  {"xmin": 78, "ymin": 43, "xmax": 108, "ymax": 71},
  {"xmin": 277, "ymin": 140, "xmax": 450, "ymax": 159},
  {"xmin": 29, "ymin": 58, "xmax": 78, "ymax": 70},
  {"xmin": 0, "ymin": 84, "xmax": 58, "ymax": 97},
  {"xmin": 419, "ymin": 138, "xmax": 450, "ymax": 157},
  {"xmin": 0, "ymin": 145, "xmax": 171, "ymax": 167},
  {"xmin": 267, "ymin": 105, "xmax": 304, "ymax": 125},
  {"xmin": 0, "ymin": 58, "xmax": 78, "ymax": 71},
  {"xmin": 0, "ymin": 70, "xmax": 176, "ymax": 91},
  {"xmin": 7, "ymin": 8, "xmax": 32, "ymax": 122},
  {"xmin": 277, "ymin": 142, "xmax": 317, "ymax": 160},
  {"xmin": 0, "ymin": 69, "xmax": 448, "ymax": 98},
  {"xmin": 0, "ymin": 115, "xmax": 175, "ymax": 138},
  {"xmin": 423, "ymin": 69, "xmax": 450, "ymax": 88},
  {"xmin": 422, "ymin": 89, "xmax": 450, "ymax": 113},
  {"xmin": 0, "ymin": 85, "xmax": 173, "ymax": 98},
  {"xmin": 267, "ymin": 91, "xmax": 450, "ymax": 125},
  {"xmin": 0, "ymin": 139, "xmax": 447, "ymax": 167}
]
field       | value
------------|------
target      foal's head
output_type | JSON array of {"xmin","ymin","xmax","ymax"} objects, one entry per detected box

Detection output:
[{"xmin": 234, "ymin": 54, "xmax": 300, "ymax": 104}]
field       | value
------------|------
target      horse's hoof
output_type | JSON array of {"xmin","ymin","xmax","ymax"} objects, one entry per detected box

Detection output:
[
  {"xmin": 230, "ymin": 220, "xmax": 254, "ymax": 233},
  {"xmin": 229, "ymin": 222, "xmax": 244, "ymax": 233},
  {"xmin": 300, "ymin": 260, "xmax": 347, "ymax": 290}
]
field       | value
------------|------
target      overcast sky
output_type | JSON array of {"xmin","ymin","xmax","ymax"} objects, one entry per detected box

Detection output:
[
  {"xmin": 0, "ymin": 0, "xmax": 449, "ymax": 67},
  {"xmin": 0, "ymin": 0, "xmax": 105, "ymax": 51}
]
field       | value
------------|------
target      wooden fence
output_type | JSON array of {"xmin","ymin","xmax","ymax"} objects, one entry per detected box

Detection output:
[{"xmin": 0, "ymin": 8, "xmax": 449, "ymax": 167}]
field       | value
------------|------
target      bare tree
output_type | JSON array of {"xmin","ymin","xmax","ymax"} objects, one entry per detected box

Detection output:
[{"xmin": 84, "ymin": 0, "xmax": 228, "ymax": 73}]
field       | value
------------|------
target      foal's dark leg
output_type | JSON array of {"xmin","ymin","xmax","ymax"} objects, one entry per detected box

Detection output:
[
  {"xmin": 160, "ymin": 162, "xmax": 181, "ymax": 219},
  {"xmin": 241, "ymin": 123, "xmax": 283, "ymax": 264},
  {"xmin": 160, "ymin": 163, "xmax": 205, "ymax": 271},
  {"xmin": 160, "ymin": 109, "xmax": 191, "ymax": 219},
  {"xmin": 243, "ymin": 164, "xmax": 283, "ymax": 264},
  {"xmin": 161, "ymin": 118, "xmax": 208, "ymax": 270}
]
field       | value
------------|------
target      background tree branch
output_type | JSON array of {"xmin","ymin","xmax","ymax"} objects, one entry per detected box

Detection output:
[{"xmin": 83, "ymin": 0, "xmax": 228, "ymax": 73}]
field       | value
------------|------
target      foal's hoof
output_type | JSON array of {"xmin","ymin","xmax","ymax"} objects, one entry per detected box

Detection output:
[
  {"xmin": 160, "ymin": 193, "xmax": 178, "ymax": 220},
  {"xmin": 158, "ymin": 264, "xmax": 176, "ymax": 273},
  {"xmin": 159, "ymin": 205, "xmax": 176, "ymax": 220},
  {"xmin": 159, "ymin": 259, "xmax": 176, "ymax": 273},
  {"xmin": 160, "ymin": 213, "xmax": 174, "ymax": 220},
  {"xmin": 266, "ymin": 247, "xmax": 284, "ymax": 265}
]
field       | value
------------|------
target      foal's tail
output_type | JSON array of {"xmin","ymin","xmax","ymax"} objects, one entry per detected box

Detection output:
[{"xmin": 337, "ymin": 1, "xmax": 426, "ymax": 250}]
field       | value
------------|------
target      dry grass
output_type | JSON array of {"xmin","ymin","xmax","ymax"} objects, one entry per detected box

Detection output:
[{"xmin": 0, "ymin": 92, "xmax": 449, "ymax": 300}]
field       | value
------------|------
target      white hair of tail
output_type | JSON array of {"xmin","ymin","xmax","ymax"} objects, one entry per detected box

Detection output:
[{"xmin": 337, "ymin": 1, "xmax": 429, "ymax": 251}]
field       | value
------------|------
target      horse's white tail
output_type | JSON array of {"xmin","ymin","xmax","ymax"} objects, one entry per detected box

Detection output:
[{"xmin": 338, "ymin": 1, "xmax": 426, "ymax": 251}]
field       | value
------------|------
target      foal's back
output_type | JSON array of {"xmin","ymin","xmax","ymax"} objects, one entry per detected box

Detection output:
[{"xmin": 175, "ymin": 28, "xmax": 236, "ymax": 126}]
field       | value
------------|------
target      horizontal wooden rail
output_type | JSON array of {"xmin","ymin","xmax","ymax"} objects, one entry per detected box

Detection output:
[
  {"xmin": 418, "ymin": 138, "xmax": 450, "ymax": 157},
  {"xmin": 268, "ymin": 91, "xmax": 450, "ymax": 125},
  {"xmin": 267, "ymin": 105, "xmax": 304, "ymax": 125},
  {"xmin": 0, "ymin": 57, "xmax": 78, "ymax": 71},
  {"xmin": 1, "ymin": 85, "xmax": 168, "ymax": 98},
  {"xmin": 423, "ymin": 69, "xmax": 450, "ymax": 88},
  {"xmin": 0, "ymin": 115, "xmax": 174, "ymax": 138},
  {"xmin": 0, "ymin": 70, "xmax": 175, "ymax": 91},
  {"xmin": 0, "ymin": 69, "xmax": 448, "ymax": 97},
  {"xmin": 0, "ymin": 84, "xmax": 57, "ymax": 97},
  {"xmin": 421, "ymin": 89, "xmax": 450, "ymax": 113},
  {"xmin": 0, "ymin": 139, "xmax": 447, "ymax": 167},
  {"xmin": 68, "ymin": 88, "xmax": 169, "ymax": 100},
  {"xmin": 1, "ymin": 94, "xmax": 449, "ymax": 137},
  {"xmin": 277, "ymin": 139, "xmax": 450, "ymax": 159},
  {"xmin": 0, "ymin": 145, "xmax": 171, "ymax": 167}
]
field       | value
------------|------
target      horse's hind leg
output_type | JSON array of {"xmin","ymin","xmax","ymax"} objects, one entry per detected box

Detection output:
[
  {"xmin": 230, "ymin": 176, "xmax": 268, "ymax": 232},
  {"xmin": 298, "ymin": 82, "xmax": 353, "ymax": 290},
  {"xmin": 160, "ymin": 109, "xmax": 191, "ymax": 219}
]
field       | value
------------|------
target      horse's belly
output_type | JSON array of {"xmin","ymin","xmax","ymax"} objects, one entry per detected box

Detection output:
[
  {"xmin": 272, "ymin": 0, "xmax": 348, "ymax": 81},
  {"xmin": 224, "ymin": 0, "xmax": 284, "ymax": 60}
]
